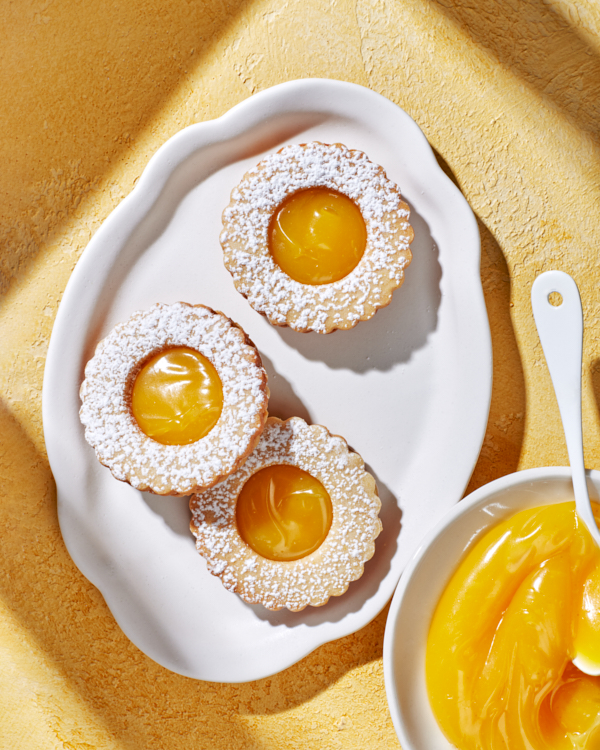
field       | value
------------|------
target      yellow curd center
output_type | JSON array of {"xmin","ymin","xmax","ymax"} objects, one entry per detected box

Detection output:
[
  {"xmin": 131, "ymin": 347, "xmax": 223, "ymax": 446},
  {"xmin": 268, "ymin": 187, "xmax": 367, "ymax": 285},
  {"xmin": 426, "ymin": 502, "xmax": 600, "ymax": 750},
  {"xmin": 236, "ymin": 465, "xmax": 333, "ymax": 561}
]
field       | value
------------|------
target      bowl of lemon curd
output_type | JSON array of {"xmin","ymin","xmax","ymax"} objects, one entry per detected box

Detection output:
[{"xmin": 383, "ymin": 467, "xmax": 600, "ymax": 750}]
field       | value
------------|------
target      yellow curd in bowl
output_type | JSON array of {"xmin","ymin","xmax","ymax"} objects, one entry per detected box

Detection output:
[{"xmin": 427, "ymin": 502, "xmax": 600, "ymax": 750}]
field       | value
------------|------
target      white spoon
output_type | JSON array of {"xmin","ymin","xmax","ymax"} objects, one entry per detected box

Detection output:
[
  {"xmin": 531, "ymin": 271, "xmax": 600, "ymax": 546},
  {"xmin": 532, "ymin": 270, "xmax": 600, "ymax": 675}
]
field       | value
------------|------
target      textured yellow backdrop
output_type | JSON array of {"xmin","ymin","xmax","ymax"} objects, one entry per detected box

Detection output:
[{"xmin": 2, "ymin": 1, "xmax": 600, "ymax": 747}]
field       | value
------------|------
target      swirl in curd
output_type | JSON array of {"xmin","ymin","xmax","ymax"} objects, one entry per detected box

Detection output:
[
  {"xmin": 268, "ymin": 187, "xmax": 367, "ymax": 285},
  {"xmin": 131, "ymin": 347, "xmax": 223, "ymax": 446},
  {"xmin": 236, "ymin": 464, "xmax": 333, "ymax": 562},
  {"xmin": 426, "ymin": 502, "xmax": 600, "ymax": 750}
]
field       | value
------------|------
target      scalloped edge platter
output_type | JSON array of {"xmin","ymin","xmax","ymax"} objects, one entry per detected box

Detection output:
[{"xmin": 43, "ymin": 79, "xmax": 491, "ymax": 682}]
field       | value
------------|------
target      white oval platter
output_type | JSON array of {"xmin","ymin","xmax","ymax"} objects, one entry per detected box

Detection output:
[{"xmin": 43, "ymin": 79, "xmax": 492, "ymax": 682}]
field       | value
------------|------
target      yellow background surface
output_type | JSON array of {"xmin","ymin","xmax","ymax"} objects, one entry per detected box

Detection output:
[{"xmin": 2, "ymin": 1, "xmax": 600, "ymax": 747}]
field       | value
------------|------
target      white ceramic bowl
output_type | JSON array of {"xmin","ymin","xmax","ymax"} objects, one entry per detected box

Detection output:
[{"xmin": 383, "ymin": 466, "xmax": 600, "ymax": 750}]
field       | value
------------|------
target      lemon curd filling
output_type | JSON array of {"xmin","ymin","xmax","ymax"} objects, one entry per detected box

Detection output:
[
  {"xmin": 268, "ymin": 187, "xmax": 367, "ymax": 285},
  {"xmin": 236, "ymin": 464, "xmax": 333, "ymax": 562},
  {"xmin": 426, "ymin": 502, "xmax": 600, "ymax": 750},
  {"xmin": 131, "ymin": 347, "xmax": 223, "ymax": 446}
]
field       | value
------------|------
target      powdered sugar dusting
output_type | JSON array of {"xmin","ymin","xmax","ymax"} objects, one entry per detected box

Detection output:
[
  {"xmin": 190, "ymin": 417, "xmax": 382, "ymax": 611},
  {"xmin": 79, "ymin": 302, "xmax": 269, "ymax": 495},
  {"xmin": 221, "ymin": 142, "xmax": 414, "ymax": 333}
]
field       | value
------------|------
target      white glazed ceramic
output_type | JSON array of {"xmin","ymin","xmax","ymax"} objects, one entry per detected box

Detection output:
[
  {"xmin": 43, "ymin": 79, "xmax": 492, "ymax": 682},
  {"xmin": 383, "ymin": 467, "xmax": 600, "ymax": 749}
]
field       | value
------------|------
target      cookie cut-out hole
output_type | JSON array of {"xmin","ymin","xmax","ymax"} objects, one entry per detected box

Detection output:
[
  {"xmin": 548, "ymin": 291, "xmax": 563, "ymax": 307},
  {"xmin": 131, "ymin": 347, "xmax": 223, "ymax": 445}
]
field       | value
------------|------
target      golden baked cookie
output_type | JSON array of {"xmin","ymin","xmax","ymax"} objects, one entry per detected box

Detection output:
[
  {"xmin": 220, "ymin": 141, "xmax": 414, "ymax": 334},
  {"xmin": 79, "ymin": 302, "xmax": 269, "ymax": 496},
  {"xmin": 190, "ymin": 417, "xmax": 382, "ymax": 611}
]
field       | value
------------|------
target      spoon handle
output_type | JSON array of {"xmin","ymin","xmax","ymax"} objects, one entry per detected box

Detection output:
[{"xmin": 531, "ymin": 270, "xmax": 600, "ymax": 546}]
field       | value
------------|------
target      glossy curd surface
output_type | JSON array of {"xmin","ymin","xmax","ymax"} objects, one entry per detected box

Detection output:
[
  {"xmin": 236, "ymin": 464, "xmax": 333, "ymax": 561},
  {"xmin": 427, "ymin": 502, "xmax": 600, "ymax": 749},
  {"xmin": 268, "ymin": 187, "xmax": 366, "ymax": 285},
  {"xmin": 131, "ymin": 347, "xmax": 223, "ymax": 445}
]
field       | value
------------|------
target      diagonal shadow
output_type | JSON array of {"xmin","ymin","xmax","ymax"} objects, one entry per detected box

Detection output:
[
  {"xmin": 0, "ymin": 396, "xmax": 274, "ymax": 748},
  {"xmin": 431, "ymin": 149, "xmax": 526, "ymax": 494},
  {"xmin": 0, "ymin": 395, "xmax": 390, "ymax": 740},
  {"xmin": 428, "ymin": 0, "xmax": 600, "ymax": 146},
  {"xmin": 466, "ymin": 216, "xmax": 527, "ymax": 493},
  {"xmin": 588, "ymin": 359, "xmax": 600, "ymax": 447},
  {"xmin": 236, "ymin": 604, "xmax": 390, "ymax": 716},
  {"xmin": 0, "ymin": 0, "xmax": 253, "ymax": 303}
]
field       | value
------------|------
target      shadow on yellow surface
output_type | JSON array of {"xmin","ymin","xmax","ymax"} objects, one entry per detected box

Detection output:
[
  {"xmin": 238, "ymin": 606, "xmax": 389, "ymax": 716},
  {"xmin": 428, "ymin": 0, "xmax": 600, "ymax": 145},
  {"xmin": 466, "ymin": 219, "xmax": 527, "ymax": 493},
  {"xmin": 0, "ymin": 396, "xmax": 256, "ymax": 746},
  {"xmin": 0, "ymin": 0, "xmax": 252, "ymax": 299},
  {"xmin": 0, "ymin": 395, "xmax": 384, "ymax": 746},
  {"xmin": 432, "ymin": 150, "xmax": 526, "ymax": 493},
  {"xmin": 589, "ymin": 359, "xmax": 600, "ymax": 429}
]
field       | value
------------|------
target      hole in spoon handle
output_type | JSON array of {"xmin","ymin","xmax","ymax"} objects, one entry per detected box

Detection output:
[
  {"xmin": 531, "ymin": 271, "xmax": 583, "ymax": 441},
  {"xmin": 531, "ymin": 271, "xmax": 583, "ymax": 385}
]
